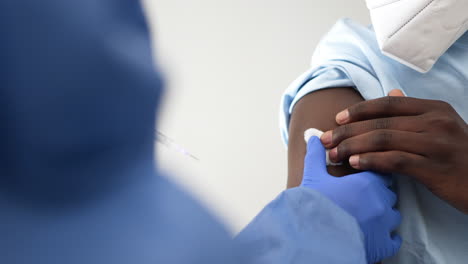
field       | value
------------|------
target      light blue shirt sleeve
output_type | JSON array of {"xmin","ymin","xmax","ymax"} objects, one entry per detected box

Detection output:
[
  {"xmin": 236, "ymin": 187, "xmax": 366, "ymax": 264},
  {"xmin": 280, "ymin": 18, "xmax": 404, "ymax": 144}
]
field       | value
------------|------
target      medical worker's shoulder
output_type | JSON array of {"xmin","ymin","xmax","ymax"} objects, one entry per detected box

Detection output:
[{"xmin": 154, "ymin": 175, "xmax": 248, "ymax": 263}]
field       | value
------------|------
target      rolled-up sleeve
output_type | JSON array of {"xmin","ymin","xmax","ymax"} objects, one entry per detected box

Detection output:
[{"xmin": 280, "ymin": 18, "xmax": 406, "ymax": 144}]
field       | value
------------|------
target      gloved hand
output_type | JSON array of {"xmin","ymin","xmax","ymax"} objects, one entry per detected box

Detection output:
[{"xmin": 301, "ymin": 137, "xmax": 401, "ymax": 263}]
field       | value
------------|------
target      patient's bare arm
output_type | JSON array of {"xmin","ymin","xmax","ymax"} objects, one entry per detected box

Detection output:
[{"xmin": 287, "ymin": 87, "xmax": 364, "ymax": 188}]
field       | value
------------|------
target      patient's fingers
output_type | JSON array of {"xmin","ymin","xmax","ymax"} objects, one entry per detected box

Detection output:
[
  {"xmin": 349, "ymin": 150, "xmax": 426, "ymax": 180},
  {"xmin": 329, "ymin": 130, "xmax": 428, "ymax": 163},
  {"xmin": 322, "ymin": 116, "xmax": 424, "ymax": 148},
  {"xmin": 335, "ymin": 96, "xmax": 443, "ymax": 125}
]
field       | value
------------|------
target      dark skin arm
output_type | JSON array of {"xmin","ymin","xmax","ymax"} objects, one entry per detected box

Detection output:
[{"xmin": 287, "ymin": 87, "xmax": 363, "ymax": 188}]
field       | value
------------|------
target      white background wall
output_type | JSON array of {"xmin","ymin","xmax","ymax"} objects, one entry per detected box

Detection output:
[{"xmin": 142, "ymin": 0, "xmax": 370, "ymax": 233}]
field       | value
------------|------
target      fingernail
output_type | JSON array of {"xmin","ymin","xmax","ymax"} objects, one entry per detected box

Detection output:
[
  {"xmin": 349, "ymin": 155, "xmax": 360, "ymax": 169},
  {"xmin": 329, "ymin": 147, "xmax": 338, "ymax": 161},
  {"xmin": 388, "ymin": 89, "xmax": 405, "ymax": 97},
  {"xmin": 336, "ymin": 110, "xmax": 349, "ymax": 124},
  {"xmin": 321, "ymin": 131, "xmax": 332, "ymax": 146}
]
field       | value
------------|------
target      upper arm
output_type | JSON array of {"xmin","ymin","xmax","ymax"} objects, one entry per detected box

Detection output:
[
  {"xmin": 287, "ymin": 87, "xmax": 364, "ymax": 188},
  {"xmin": 282, "ymin": 20, "xmax": 401, "ymax": 188}
]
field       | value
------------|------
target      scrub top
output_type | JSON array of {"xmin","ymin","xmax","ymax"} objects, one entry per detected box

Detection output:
[
  {"xmin": 0, "ymin": 1, "xmax": 367, "ymax": 263},
  {"xmin": 281, "ymin": 18, "xmax": 468, "ymax": 264}
]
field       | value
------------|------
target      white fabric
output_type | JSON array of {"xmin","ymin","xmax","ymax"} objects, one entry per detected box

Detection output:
[
  {"xmin": 366, "ymin": 0, "xmax": 468, "ymax": 73},
  {"xmin": 304, "ymin": 128, "xmax": 342, "ymax": 166}
]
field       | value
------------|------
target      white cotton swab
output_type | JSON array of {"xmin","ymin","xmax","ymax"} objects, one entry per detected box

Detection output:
[{"xmin": 304, "ymin": 128, "xmax": 342, "ymax": 166}]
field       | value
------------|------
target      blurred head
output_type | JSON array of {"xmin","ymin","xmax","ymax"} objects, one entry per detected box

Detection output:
[{"xmin": 0, "ymin": 0, "xmax": 164, "ymax": 204}]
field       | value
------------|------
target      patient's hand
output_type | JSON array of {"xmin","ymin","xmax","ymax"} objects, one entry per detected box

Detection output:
[{"xmin": 322, "ymin": 90, "xmax": 468, "ymax": 213}]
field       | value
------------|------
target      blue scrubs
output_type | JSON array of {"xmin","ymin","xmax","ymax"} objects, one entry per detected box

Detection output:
[
  {"xmin": 0, "ymin": 1, "xmax": 366, "ymax": 263},
  {"xmin": 281, "ymin": 18, "xmax": 468, "ymax": 264}
]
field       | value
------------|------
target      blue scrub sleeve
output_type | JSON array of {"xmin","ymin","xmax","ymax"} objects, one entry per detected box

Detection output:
[{"xmin": 236, "ymin": 187, "xmax": 366, "ymax": 264}]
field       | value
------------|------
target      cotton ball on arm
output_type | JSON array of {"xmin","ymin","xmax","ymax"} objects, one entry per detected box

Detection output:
[{"xmin": 304, "ymin": 128, "xmax": 342, "ymax": 166}]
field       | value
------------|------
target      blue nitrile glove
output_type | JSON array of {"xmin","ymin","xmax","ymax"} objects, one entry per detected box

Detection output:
[{"xmin": 301, "ymin": 137, "xmax": 402, "ymax": 263}]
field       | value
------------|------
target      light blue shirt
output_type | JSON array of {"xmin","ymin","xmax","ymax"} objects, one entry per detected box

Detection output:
[
  {"xmin": 281, "ymin": 18, "xmax": 468, "ymax": 264},
  {"xmin": 0, "ymin": 2, "xmax": 367, "ymax": 263}
]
